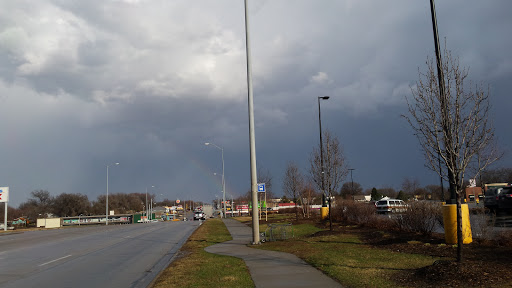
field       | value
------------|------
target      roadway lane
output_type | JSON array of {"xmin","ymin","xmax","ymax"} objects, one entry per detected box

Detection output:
[{"xmin": 0, "ymin": 220, "xmax": 199, "ymax": 288}]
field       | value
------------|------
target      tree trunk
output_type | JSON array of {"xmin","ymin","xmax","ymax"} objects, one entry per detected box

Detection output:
[
  {"xmin": 295, "ymin": 201, "xmax": 298, "ymax": 221},
  {"xmin": 328, "ymin": 192, "xmax": 332, "ymax": 231},
  {"xmin": 456, "ymin": 190, "xmax": 463, "ymax": 262}
]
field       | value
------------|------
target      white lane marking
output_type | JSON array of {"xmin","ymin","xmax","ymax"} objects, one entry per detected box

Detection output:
[{"xmin": 38, "ymin": 254, "xmax": 72, "ymax": 266}]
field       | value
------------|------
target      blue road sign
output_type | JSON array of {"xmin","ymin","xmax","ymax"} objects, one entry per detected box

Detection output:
[{"xmin": 257, "ymin": 183, "xmax": 265, "ymax": 192}]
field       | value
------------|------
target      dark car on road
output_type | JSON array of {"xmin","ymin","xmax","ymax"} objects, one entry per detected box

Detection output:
[
  {"xmin": 194, "ymin": 211, "xmax": 205, "ymax": 221},
  {"xmin": 498, "ymin": 187, "xmax": 512, "ymax": 211}
]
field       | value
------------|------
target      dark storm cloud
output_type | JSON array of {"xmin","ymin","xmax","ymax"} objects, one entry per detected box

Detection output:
[{"xmin": 0, "ymin": 0, "xmax": 511, "ymax": 206}]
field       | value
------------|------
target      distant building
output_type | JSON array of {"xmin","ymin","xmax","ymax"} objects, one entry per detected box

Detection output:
[
  {"xmin": 464, "ymin": 186, "xmax": 483, "ymax": 202},
  {"xmin": 353, "ymin": 195, "xmax": 371, "ymax": 202}
]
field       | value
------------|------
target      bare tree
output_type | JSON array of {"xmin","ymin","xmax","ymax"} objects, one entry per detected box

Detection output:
[
  {"xmin": 480, "ymin": 167, "xmax": 512, "ymax": 184},
  {"xmin": 18, "ymin": 190, "xmax": 54, "ymax": 220},
  {"xmin": 301, "ymin": 181, "xmax": 317, "ymax": 218},
  {"xmin": 404, "ymin": 46, "xmax": 500, "ymax": 261},
  {"xmin": 378, "ymin": 187, "xmax": 397, "ymax": 198},
  {"xmin": 309, "ymin": 130, "xmax": 348, "ymax": 230},
  {"xmin": 339, "ymin": 182, "xmax": 363, "ymax": 199},
  {"xmin": 283, "ymin": 161, "xmax": 304, "ymax": 221},
  {"xmin": 401, "ymin": 177, "xmax": 421, "ymax": 199},
  {"xmin": 425, "ymin": 184, "xmax": 444, "ymax": 200},
  {"xmin": 52, "ymin": 193, "xmax": 91, "ymax": 217}
]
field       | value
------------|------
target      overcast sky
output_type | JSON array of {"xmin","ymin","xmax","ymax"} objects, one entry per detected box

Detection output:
[{"xmin": 1, "ymin": 0, "xmax": 511, "ymax": 207}]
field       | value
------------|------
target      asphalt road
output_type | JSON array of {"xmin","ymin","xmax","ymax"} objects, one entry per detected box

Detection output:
[{"xmin": 0, "ymin": 220, "xmax": 199, "ymax": 288}]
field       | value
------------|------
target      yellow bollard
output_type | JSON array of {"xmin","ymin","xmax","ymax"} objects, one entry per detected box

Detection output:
[
  {"xmin": 320, "ymin": 207, "xmax": 329, "ymax": 220},
  {"xmin": 442, "ymin": 204, "xmax": 472, "ymax": 244}
]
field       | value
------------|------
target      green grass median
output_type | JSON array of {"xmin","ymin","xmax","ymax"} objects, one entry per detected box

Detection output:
[{"xmin": 152, "ymin": 219, "xmax": 254, "ymax": 288}]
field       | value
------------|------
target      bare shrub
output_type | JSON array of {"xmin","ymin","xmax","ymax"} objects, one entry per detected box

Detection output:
[
  {"xmin": 279, "ymin": 208, "xmax": 298, "ymax": 215},
  {"xmin": 494, "ymin": 231, "xmax": 512, "ymax": 247},
  {"xmin": 369, "ymin": 216, "xmax": 396, "ymax": 231},
  {"xmin": 395, "ymin": 201, "xmax": 442, "ymax": 236},
  {"xmin": 470, "ymin": 207, "xmax": 496, "ymax": 243},
  {"xmin": 335, "ymin": 200, "xmax": 377, "ymax": 225}
]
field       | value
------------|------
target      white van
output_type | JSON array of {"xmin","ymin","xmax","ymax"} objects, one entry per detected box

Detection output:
[{"xmin": 375, "ymin": 199, "xmax": 407, "ymax": 214}]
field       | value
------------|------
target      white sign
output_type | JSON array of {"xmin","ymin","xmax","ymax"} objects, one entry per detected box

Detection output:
[
  {"xmin": 257, "ymin": 183, "xmax": 265, "ymax": 192},
  {"xmin": 469, "ymin": 179, "xmax": 476, "ymax": 187},
  {"xmin": 0, "ymin": 187, "xmax": 9, "ymax": 202}
]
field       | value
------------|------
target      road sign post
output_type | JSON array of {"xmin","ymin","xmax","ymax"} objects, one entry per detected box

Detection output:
[
  {"xmin": 0, "ymin": 187, "xmax": 9, "ymax": 231},
  {"xmin": 257, "ymin": 184, "xmax": 267, "ymax": 221}
]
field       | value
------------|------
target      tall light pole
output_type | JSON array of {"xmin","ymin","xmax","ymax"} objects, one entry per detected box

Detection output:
[
  {"xmin": 146, "ymin": 185, "xmax": 154, "ymax": 222},
  {"xmin": 349, "ymin": 168, "xmax": 355, "ymax": 196},
  {"xmin": 429, "ymin": 0, "xmax": 455, "ymax": 204},
  {"xmin": 244, "ymin": 0, "xmax": 259, "ymax": 244},
  {"xmin": 106, "ymin": 162, "xmax": 119, "ymax": 226},
  {"xmin": 205, "ymin": 143, "xmax": 226, "ymax": 218},
  {"xmin": 318, "ymin": 96, "xmax": 330, "ymax": 229}
]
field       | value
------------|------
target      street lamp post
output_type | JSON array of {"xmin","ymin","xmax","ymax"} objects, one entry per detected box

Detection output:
[
  {"xmin": 146, "ymin": 185, "xmax": 154, "ymax": 222},
  {"xmin": 244, "ymin": 0, "xmax": 260, "ymax": 245},
  {"xmin": 106, "ymin": 162, "xmax": 120, "ymax": 226},
  {"xmin": 429, "ymin": 0, "xmax": 456, "ymax": 204},
  {"xmin": 317, "ymin": 96, "xmax": 331, "ymax": 230},
  {"xmin": 349, "ymin": 168, "xmax": 355, "ymax": 196},
  {"xmin": 205, "ymin": 143, "xmax": 226, "ymax": 219}
]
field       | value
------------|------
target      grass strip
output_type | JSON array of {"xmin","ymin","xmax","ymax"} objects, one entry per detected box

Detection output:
[
  {"xmin": 152, "ymin": 219, "xmax": 254, "ymax": 288},
  {"xmin": 256, "ymin": 223, "xmax": 439, "ymax": 288}
]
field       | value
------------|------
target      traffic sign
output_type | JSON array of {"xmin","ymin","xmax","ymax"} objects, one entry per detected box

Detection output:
[
  {"xmin": 257, "ymin": 183, "xmax": 265, "ymax": 192},
  {"xmin": 176, "ymin": 199, "xmax": 180, "ymax": 204},
  {"xmin": 0, "ymin": 187, "xmax": 9, "ymax": 202}
]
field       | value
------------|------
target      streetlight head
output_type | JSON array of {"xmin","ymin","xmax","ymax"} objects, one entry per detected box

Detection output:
[
  {"xmin": 115, "ymin": 162, "xmax": 120, "ymax": 165},
  {"xmin": 204, "ymin": 142, "xmax": 210, "ymax": 146},
  {"xmin": 321, "ymin": 96, "xmax": 330, "ymax": 100}
]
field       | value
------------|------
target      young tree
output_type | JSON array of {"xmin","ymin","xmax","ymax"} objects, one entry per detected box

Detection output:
[
  {"xmin": 310, "ymin": 130, "xmax": 348, "ymax": 230},
  {"xmin": 301, "ymin": 181, "xmax": 318, "ymax": 218},
  {"xmin": 404, "ymin": 46, "xmax": 500, "ymax": 261},
  {"xmin": 282, "ymin": 161, "xmax": 304, "ymax": 221}
]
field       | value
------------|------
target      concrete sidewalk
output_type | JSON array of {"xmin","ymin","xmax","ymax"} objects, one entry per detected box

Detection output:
[{"xmin": 205, "ymin": 218, "xmax": 342, "ymax": 288}]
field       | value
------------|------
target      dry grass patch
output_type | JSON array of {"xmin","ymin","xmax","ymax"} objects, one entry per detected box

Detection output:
[
  {"xmin": 152, "ymin": 219, "xmax": 254, "ymax": 288},
  {"xmin": 257, "ymin": 224, "xmax": 438, "ymax": 288}
]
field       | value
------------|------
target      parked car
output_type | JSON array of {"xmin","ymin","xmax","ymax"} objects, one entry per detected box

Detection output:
[
  {"xmin": 497, "ymin": 187, "xmax": 512, "ymax": 211},
  {"xmin": 484, "ymin": 188, "xmax": 502, "ymax": 211},
  {"xmin": 375, "ymin": 199, "xmax": 407, "ymax": 214}
]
